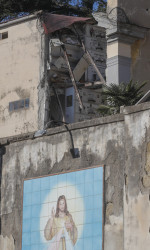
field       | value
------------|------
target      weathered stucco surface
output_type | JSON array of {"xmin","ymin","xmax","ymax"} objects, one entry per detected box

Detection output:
[
  {"xmin": 118, "ymin": 0, "xmax": 150, "ymax": 28},
  {"xmin": 0, "ymin": 18, "xmax": 41, "ymax": 137},
  {"xmin": 107, "ymin": 0, "xmax": 118, "ymax": 13},
  {"xmin": 0, "ymin": 114, "xmax": 125, "ymax": 250},
  {"xmin": 0, "ymin": 102, "xmax": 150, "ymax": 250},
  {"xmin": 108, "ymin": 0, "xmax": 150, "ymax": 27},
  {"xmin": 0, "ymin": 235, "xmax": 15, "ymax": 250},
  {"xmin": 122, "ymin": 104, "xmax": 150, "ymax": 250},
  {"xmin": 0, "ymin": 16, "xmax": 107, "ymax": 135},
  {"xmin": 107, "ymin": 0, "xmax": 150, "ymax": 89}
]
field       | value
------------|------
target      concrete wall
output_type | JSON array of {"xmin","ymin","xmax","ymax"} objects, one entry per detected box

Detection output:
[
  {"xmin": 0, "ymin": 17, "xmax": 41, "ymax": 137},
  {"xmin": 74, "ymin": 88, "xmax": 102, "ymax": 122},
  {"xmin": 118, "ymin": 0, "xmax": 150, "ymax": 28},
  {"xmin": 107, "ymin": 0, "xmax": 150, "ymax": 89},
  {"xmin": 107, "ymin": 0, "xmax": 150, "ymax": 27},
  {"xmin": 119, "ymin": 0, "xmax": 150, "ymax": 89},
  {"xmin": 0, "ymin": 102, "xmax": 150, "ymax": 249},
  {"xmin": 122, "ymin": 104, "xmax": 150, "ymax": 250}
]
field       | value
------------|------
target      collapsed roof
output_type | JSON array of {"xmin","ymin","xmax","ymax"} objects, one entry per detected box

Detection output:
[{"xmin": 42, "ymin": 13, "xmax": 96, "ymax": 34}]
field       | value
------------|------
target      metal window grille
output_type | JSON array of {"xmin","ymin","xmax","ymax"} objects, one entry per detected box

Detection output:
[
  {"xmin": 66, "ymin": 95, "xmax": 73, "ymax": 107},
  {"xmin": 9, "ymin": 98, "xmax": 30, "ymax": 112},
  {"xmin": 0, "ymin": 32, "xmax": 8, "ymax": 40}
]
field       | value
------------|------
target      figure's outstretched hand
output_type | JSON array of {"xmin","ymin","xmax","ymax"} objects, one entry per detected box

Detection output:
[{"xmin": 51, "ymin": 207, "xmax": 55, "ymax": 218}]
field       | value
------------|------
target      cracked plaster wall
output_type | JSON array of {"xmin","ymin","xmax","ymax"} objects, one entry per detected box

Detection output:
[
  {"xmin": 0, "ymin": 18, "xmax": 41, "ymax": 137},
  {"xmin": 122, "ymin": 104, "xmax": 150, "ymax": 250},
  {"xmin": 0, "ymin": 235, "xmax": 15, "ymax": 250},
  {"xmin": 1, "ymin": 102, "xmax": 150, "ymax": 249},
  {"xmin": 0, "ymin": 114, "xmax": 125, "ymax": 250}
]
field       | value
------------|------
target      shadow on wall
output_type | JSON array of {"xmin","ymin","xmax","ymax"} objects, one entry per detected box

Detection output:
[{"xmin": 118, "ymin": 0, "xmax": 150, "ymax": 28}]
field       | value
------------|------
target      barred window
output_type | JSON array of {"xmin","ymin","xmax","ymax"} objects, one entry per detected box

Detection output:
[
  {"xmin": 66, "ymin": 95, "xmax": 73, "ymax": 107},
  {"xmin": 0, "ymin": 32, "xmax": 8, "ymax": 40},
  {"xmin": 9, "ymin": 98, "xmax": 30, "ymax": 112}
]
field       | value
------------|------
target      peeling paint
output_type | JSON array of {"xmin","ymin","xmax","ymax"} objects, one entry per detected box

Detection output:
[
  {"xmin": 125, "ymin": 110, "xmax": 150, "ymax": 150},
  {"xmin": 131, "ymin": 40, "xmax": 142, "ymax": 65},
  {"xmin": 124, "ymin": 192, "xmax": 150, "ymax": 250},
  {"xmin": 145, "ymin": 142, "xmax": 150, "ymax": 175},
  {"xmin": 106, "ymin": 202, "xmax": 114, "ymax": 219},
  {"xmin": 0, "ymin": 19, "xmax": 40, "ymax": 137},
  {"xmin": 142, "ymin": 175, "xmax": 150, "ymax": 188},
  {"xmin": 105, "ymin": 215, "xmax": 123, "ymax": 250},
  {"xmin": 0, "ymin": 235, "xmax": 15, "ymax": 250}
]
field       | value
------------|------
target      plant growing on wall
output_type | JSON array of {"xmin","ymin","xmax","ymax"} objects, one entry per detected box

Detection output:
[{"xmin": 98, "ymin": 80, "xmax": 147, "ymax": 116}]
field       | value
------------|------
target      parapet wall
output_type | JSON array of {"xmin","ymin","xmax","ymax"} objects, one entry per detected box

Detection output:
[{"xmin": 0, "ymin": 102, "xmax": 150, "ymax": 250}]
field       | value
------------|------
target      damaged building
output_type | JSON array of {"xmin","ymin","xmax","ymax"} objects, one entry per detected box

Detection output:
[
  {"xmin": 41, "ymin": 13, "xmax": 106, "ymax": 126},
  {"xmin": 1, "ymin": 0, "xmax": 150, "ymax": 139},
  {"xmin": 0, "ymin": 12, "xmax": 106, "ymax": 138},
  {"xmin": 0, "ymin": 0, "xmax": 150, "ymax": 250}
]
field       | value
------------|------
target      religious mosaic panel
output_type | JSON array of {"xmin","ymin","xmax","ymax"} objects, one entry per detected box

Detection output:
[{"xmin": 22, "ymin": 166, "xmax": 104, "ymax": 250}]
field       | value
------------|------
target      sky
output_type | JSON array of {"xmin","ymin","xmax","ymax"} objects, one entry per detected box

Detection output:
[{"xmin": 70, "ymin": 0, "xmax": 107, "ymax": 11}]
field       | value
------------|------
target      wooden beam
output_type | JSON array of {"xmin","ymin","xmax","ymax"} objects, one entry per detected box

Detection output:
[
  {"xmin": 62, "ymin": 46, "xmax": 84, "ymax": 110},
  {"xmin": 81, "ymin": 42, "xmax": 106, "ymax": 84}
]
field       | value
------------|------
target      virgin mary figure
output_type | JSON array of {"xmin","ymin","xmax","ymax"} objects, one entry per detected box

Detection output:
[{"xmin": 44, "ymin": 195, "xmax": 78, "ymax": 250}]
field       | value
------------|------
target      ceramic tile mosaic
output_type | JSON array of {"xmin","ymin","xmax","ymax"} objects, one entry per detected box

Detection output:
[{"xmin": 22, "ymin": 166, "xmax": 104, "ymax": 250}]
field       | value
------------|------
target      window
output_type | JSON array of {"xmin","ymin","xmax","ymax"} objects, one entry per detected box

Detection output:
[
  {"xmin": 9, "ymin": 98, "xmax": 30, "ymax": 112},
  {"xmin": 93, "ymin": 74, "xmax": 97, "ymax": 81},
  {"xmin": 66, "ymin": 95, "xmax": 73, "ymax": 107},
  {"xmin": 0, "ymin": 31, "xmax": 8, "ymax": 40}
]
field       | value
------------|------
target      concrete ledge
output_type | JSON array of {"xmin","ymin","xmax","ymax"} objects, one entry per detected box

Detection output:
[
  {"xmin": 120, "ymin": 101, "xmax": 150, "ymax": 115},
  {"xmin": 1, "ymin": 102, "xmax": 150, "ymax": 146},
  {"xmin": 0, "ymin": 114, "xmax": 124, "ymax": 145},
  {"xmin": 107, "ymin": 22, "xmax": 148, "ymax": 41},
  {"xmin": 46, "ymin": 113, "xmax": 124, "ymax": 135},
  {"xmin": 107, "ymin": 56, "xmax": 131, "ymax": 67},
  {"xmin": 0, "ymin": 132, "xmax": 34, "ymax": 146},
  {"xmin": 0, "ymin": 14, "xmax": 37, "ymax": 30}
]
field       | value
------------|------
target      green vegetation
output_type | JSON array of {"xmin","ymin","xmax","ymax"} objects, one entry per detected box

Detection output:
[
  {"xmin": 98, "ymin": 80, "xmax": 147, "ymax": 116},
  {"xmin": 0, "ymin": 0, "xmax": 107, "ymax": 22}
]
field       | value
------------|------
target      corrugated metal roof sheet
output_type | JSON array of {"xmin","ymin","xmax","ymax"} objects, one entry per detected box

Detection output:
[{"xmin": 43, "ymin": 13, "xmax": 94, "ymax": 34}]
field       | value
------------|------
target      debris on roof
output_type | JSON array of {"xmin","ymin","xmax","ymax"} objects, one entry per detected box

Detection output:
[{"xmin": 44, "ymin": 14, "xmax": 106, "ymax": 124}]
